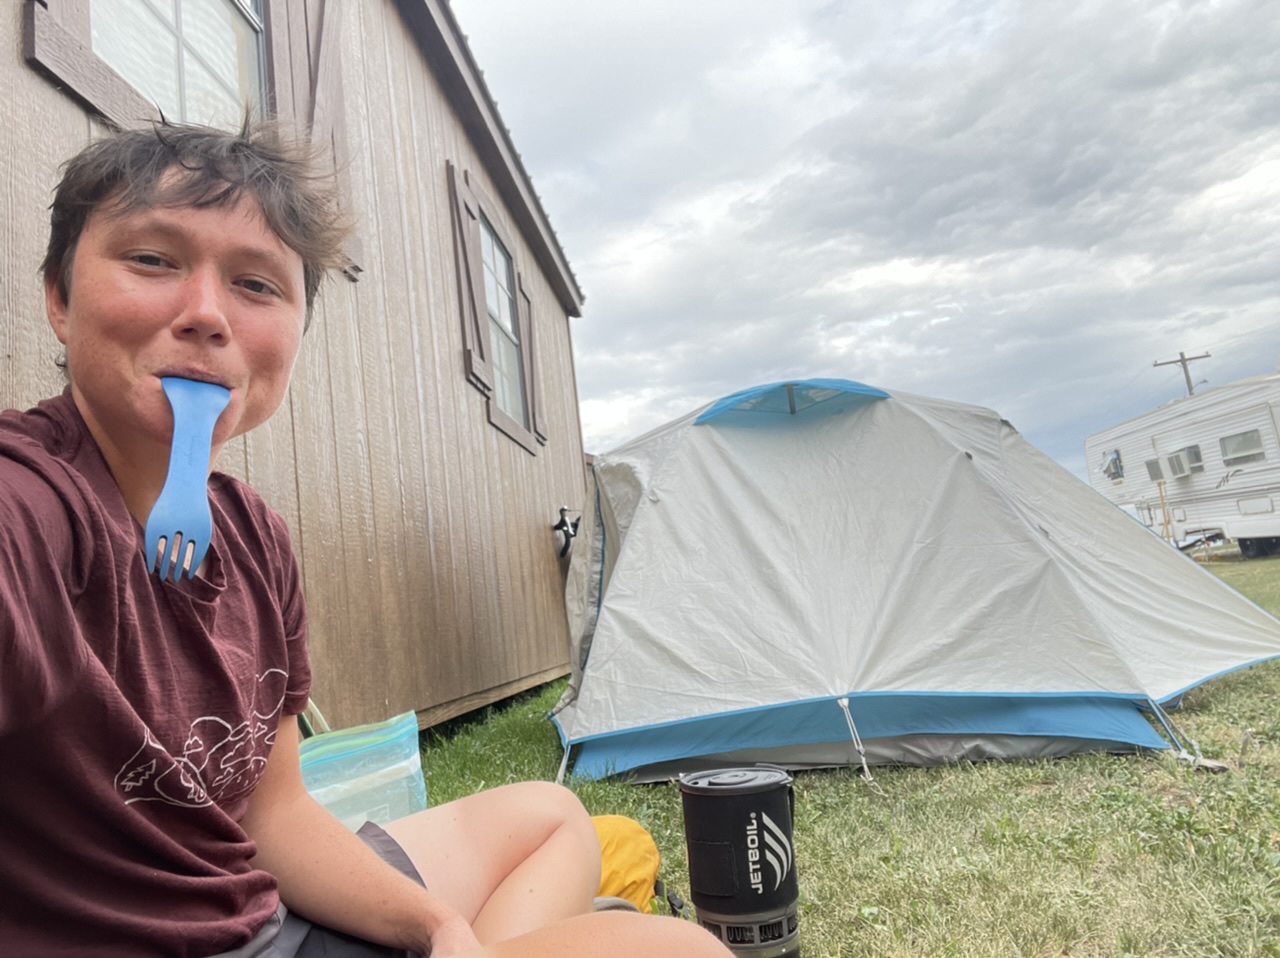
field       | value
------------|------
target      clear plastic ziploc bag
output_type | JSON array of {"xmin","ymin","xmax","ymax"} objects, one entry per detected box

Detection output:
[{"xmin": 299, "ymin": 711, "xmax": 429, "ymax": 831}]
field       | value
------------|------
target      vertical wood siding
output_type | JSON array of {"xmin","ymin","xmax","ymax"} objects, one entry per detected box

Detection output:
[{"xmin": 1, "ymin": 2, "xmax": 588, "ymax": 729}]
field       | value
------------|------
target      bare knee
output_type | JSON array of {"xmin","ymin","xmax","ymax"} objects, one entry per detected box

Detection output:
[
  {"xmin": 498, "ymin": 781, "xmax": 596, "ymax": 840},
  {"xmin": 471, "ymin": 781, "xmax": 600, "ymax": 879},
  {"xmin": 513, "ymin": 781, "xmax": 600, "ymax": 874}
]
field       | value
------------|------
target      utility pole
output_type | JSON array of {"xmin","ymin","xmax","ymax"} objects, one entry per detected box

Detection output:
[{"xmin": 1153, "ymin": 350, "xmax": 1211, "ymax": 396}]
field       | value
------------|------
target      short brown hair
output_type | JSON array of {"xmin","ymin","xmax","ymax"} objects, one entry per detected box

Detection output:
[{"xmin": 43, "ymin": 117, "xmax": 352, "ymax": 328}]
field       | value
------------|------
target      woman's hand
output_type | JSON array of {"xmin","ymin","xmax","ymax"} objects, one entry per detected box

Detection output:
[{"xmin": 421, "ymin": 913, "xmax": 484, "ymax": 957}]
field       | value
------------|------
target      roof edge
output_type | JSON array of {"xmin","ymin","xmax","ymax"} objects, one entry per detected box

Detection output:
[{"xmin": 394, "ymin": 0, "xmax": 585, "ymax": 316}]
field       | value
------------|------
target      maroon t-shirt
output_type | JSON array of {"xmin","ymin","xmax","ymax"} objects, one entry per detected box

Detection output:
[{"xmin": 0, "ymin": 394, "xmax": 312, "ymax": 957}]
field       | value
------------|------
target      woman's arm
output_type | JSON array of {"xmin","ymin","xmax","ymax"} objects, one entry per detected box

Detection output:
[{"xmin": 240, "ymin": 715, "xmax": 482, "ymax": 956}]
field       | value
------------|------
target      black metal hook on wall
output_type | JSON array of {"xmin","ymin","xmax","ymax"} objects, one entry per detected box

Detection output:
[{"xmin": 552, "ymin": 506, "xmax": 581, "ymax": 558}]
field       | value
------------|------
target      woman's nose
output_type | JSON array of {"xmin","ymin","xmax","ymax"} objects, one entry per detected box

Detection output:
[{"xmin": 171, "ymin": 268, "xmax": 232, "ymax": 343}]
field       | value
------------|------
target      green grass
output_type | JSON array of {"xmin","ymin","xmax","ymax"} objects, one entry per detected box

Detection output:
[{"xmin": 421, "ymin": 557, "xmax": 1280, "ymax": 957}]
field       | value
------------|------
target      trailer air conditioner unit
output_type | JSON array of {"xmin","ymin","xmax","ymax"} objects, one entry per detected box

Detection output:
[
  {"xmin": 1165, "ymin": 451, "xmax": 1191, "ymax": 479},
  {"xmin": 1101, "ymin": 449, "xmax": 1124, "ymax": 481}
]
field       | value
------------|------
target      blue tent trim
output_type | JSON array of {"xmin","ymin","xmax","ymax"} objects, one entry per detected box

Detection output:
[
  {"xmin": 556, "ymin": 692, "xmax": 1168, "ymax": 780},
  {"xmin": 1158, "ymin": 652, "xmax": 1280, "ymax": 706},
  {"xmin": 694, "ymin": 379, "xmax": 890, "ymax": 424}
]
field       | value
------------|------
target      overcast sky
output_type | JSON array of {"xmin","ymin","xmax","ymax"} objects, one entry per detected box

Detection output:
[{"xmin": 451, "ymin": 0, "xmax": 1280, "ymax": 480}]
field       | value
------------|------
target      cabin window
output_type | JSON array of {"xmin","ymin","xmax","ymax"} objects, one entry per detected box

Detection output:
[
  {"xmin": 25, "ymin": 0, "xmax": 269, "ymax": 130},
  {"xmin": 479, "ymin": 216, "xmax": 529, "ymax": 430},
  {"xmin": 447, "ymin": 161, "xmax": 547, "ymax": 454},
  {"xmin": 1144, "ymin": 459, "xmax": 1164, "ymax": 481},
  {"xmin": 1220, "ymin": 429, "xmax": 1265, "ymax": 467},
  {"xmin": 92, "ymin": 0, "xmax": 266, "ymax": 127}
]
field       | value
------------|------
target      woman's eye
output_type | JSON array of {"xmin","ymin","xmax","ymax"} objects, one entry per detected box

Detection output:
[{"xmin": 239, "ymin": 278, "xmax": 279, "ymax": 297}]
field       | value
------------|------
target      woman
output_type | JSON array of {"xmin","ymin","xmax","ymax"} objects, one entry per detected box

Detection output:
[{"xmin": 0, "ymin": 119, "xmax": 729, "ymax": 958}]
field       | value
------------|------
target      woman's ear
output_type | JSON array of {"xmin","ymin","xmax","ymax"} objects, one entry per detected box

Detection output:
[{"xmin": 46, "ymin": 275, "xmax": 70, "ymax": 346}]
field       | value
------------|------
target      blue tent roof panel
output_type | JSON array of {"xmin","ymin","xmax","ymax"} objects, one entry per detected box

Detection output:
[{"xmin": 695, "ymin": 379, "xmax": 890, "ymax": 424}]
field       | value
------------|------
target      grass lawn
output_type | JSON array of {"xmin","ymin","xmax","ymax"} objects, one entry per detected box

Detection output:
[{"xmin": 421, "ymin": 556, "xmax": 1280, "ymax": 957}]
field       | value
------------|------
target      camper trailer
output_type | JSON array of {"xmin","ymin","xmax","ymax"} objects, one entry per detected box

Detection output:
[{"xmin": 1084, "ymin": 373, "xmax": 1280, "ymax": 557}]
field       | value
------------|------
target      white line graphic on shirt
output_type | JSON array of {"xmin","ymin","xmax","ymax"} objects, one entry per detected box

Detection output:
[{"xmin": 114, "ymin": 669, "xmax": 287, "ymax": 808}]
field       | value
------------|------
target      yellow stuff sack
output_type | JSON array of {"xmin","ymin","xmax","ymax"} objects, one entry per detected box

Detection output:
[{"xmin": 592, "ymin": 815, "xmax": 662, "ymax": 913}]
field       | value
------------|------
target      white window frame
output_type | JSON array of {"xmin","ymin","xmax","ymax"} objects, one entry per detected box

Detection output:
[
  {"xmin": 1220, "ymin": 430, "xmax": 1266, "ymax": 468},
  {"xmin": 479, "ymin": 215, "xmax": 530, "ymax": 430}
]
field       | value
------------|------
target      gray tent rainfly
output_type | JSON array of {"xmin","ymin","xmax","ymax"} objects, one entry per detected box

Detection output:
[{"xmin": 554, "ymin": 379, "xmax": 1280, "ymax": 781}]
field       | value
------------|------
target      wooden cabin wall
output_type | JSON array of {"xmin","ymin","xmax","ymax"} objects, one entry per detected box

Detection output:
[
  {"xmin": 0, "ymin": 8, "xmax": 97, "ymax": 416},
  {"xmin": 1, "ymin": 1, "xmax": 588, "ymax": 730}
]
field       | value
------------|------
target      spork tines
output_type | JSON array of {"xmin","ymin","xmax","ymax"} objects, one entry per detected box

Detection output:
[{"xmin": 144, "ymin": 377, "xmax": 231, "ymax": 582}]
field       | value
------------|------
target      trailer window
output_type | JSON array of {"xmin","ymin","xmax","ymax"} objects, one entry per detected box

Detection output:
[
  {"xmin": 1184, "ymin": 445, "xmax": 1204, "ymax": 473},
  {"xmin": 1220, "ymin": 430, "xmax": 1265, "ymax": 467},
  {"xmin": 1145, "ymin": 459, "xmax": 1164, "ymax": 481}
]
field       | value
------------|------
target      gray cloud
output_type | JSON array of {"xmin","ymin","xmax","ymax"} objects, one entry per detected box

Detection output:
[{"xmin": 454, "ymin": 0, "xmax": 1280, "ymax": 479}]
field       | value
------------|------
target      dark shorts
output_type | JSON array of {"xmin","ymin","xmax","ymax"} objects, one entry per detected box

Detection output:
[{"xmin": 214, "ymin": 822, "xmax": 426, "ymax": 958}]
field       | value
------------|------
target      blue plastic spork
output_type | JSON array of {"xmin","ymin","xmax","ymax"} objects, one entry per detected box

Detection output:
[{"xmin": 144, "ymin": 377, "xmax": 231, "ymax": 582}]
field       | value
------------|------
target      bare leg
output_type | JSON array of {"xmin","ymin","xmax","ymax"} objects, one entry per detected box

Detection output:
[
  {"xmin": 383, "ymin": 781, "xmax": 601, "ymax": 944},
  {"xmin": 459, "ymin": 912, "xmax": 733, "ymax": 958}
]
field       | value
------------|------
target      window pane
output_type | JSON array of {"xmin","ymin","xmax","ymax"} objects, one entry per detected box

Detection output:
[
  {"xmin": 182, "ymin": 0, "xmax": 263, "ymax": 120},
  {"xmin": 1220, "ymin": 430, "xmax": 1265, "ymax": 466},
  {"xmin": 484, "ymin": 269, "xmax": 502, "ymax": 320},
  {"xmin": 92, "ymin": 0, "xmax": 181, "ymax": 117},
  {"xmin": 481, "ymin": 224, "xmax": 518, "ymax": 337},
  {"xmin": 182, "ymin": 50, "xmax": 243, "ymax": 128},
  {"xmin": 148, "ymin": 0, "xmax": 179, "ymax": 26},
  {"xmin": 495, "ymin": 283, "xmax": 516, "ymax": 337},
  {"xmin": 477, "ymin": 216, "xmax": 528, "ymax": 431},
  {"xmin": 496, "ymin": 255, "xmax": 514, "ymax": 299},
  {"xmin": 491, "ymin": 322, "xmax": 528, "ymax": 427}
]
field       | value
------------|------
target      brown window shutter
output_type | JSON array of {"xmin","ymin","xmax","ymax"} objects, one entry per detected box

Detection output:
[
  {"xmin": 448, "ymin": 161, "xmax": 495, "ymax": 395},
  {"xmin": 25, "ymin": 0, "xmax": 160, "ymax": 128},
  {"xmin": 517, "ymin": 274, "xmax": 547, "ymax": 445}
]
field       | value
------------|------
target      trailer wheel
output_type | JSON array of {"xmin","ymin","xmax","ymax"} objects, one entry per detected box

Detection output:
[{"xmin": 1238, "ymin": 537, "xmax": 1279, "ymax": 559}]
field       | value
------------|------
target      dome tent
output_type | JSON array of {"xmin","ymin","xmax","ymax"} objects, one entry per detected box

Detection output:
[{"xmin": 553, "ymin": 379, "xmax": 1280, "ymax": 781}]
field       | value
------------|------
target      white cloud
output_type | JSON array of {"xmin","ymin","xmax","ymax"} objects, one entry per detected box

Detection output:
[{"xmin": 453, "ymin": 0, "xmax": 1280, "ymax": 478}]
